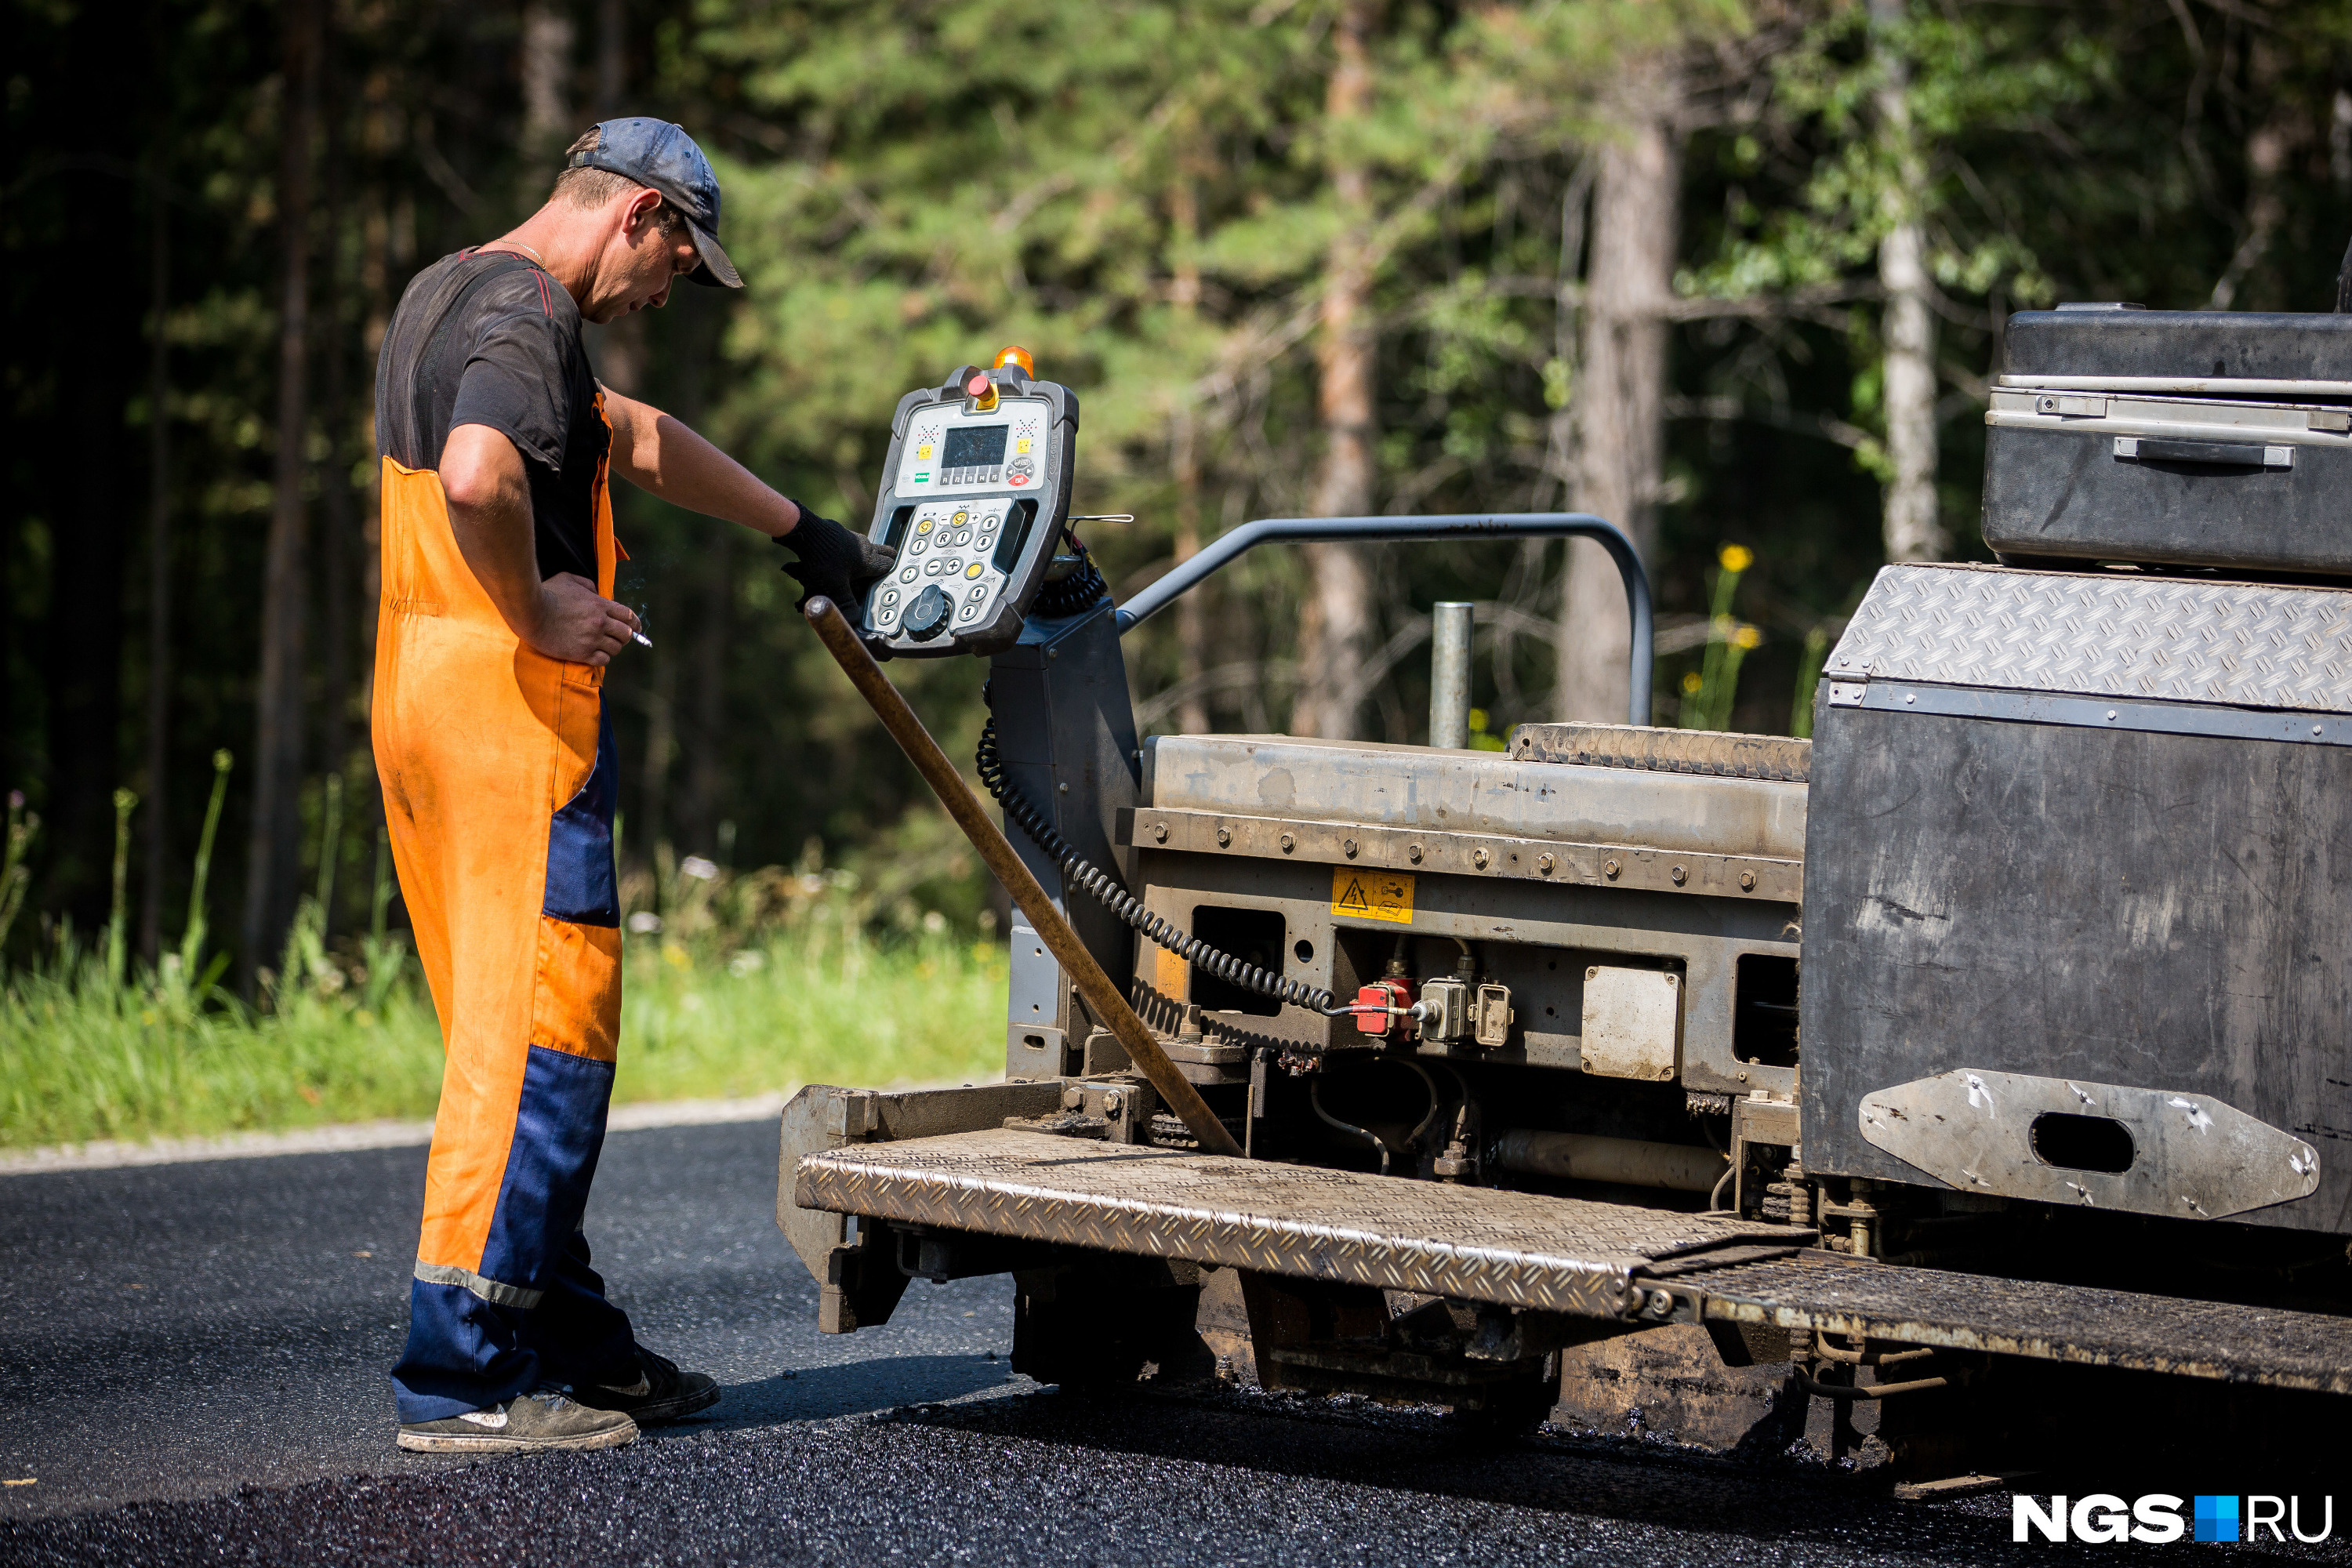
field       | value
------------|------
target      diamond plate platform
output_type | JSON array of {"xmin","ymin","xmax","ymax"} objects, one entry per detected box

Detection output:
[
  {"xmin": 1697, "ymin": 1253, "xmax": 2352, "ymax": 1394},
  {"xmin": 793, "ymin": 1129, "xmax": 1810, "ymax": 1319},
  {"xmin": 1829, "ymin": 563, "xmax": 2352, "ymax": 713}
]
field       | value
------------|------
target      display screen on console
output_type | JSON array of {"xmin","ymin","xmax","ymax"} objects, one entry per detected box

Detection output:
[{"xmin": 940, "ymin": 424, "xmax": 1009, "ymax": 471}]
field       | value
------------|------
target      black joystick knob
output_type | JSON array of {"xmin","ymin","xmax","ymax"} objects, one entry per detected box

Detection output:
[{"xmin": 902, "ymin": 583, "xmax": 953, "ymax": 642}]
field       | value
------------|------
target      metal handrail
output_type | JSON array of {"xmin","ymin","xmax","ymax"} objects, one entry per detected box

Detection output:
[{"xmin": 1110, "ymin": 513, "xmax": 1653, "ymax": 728}]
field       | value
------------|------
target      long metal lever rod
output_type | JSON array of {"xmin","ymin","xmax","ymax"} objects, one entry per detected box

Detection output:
[
  {"xmin": 1113, "ymin": 513, "xmax": 1653, "ymax": 728},
  {"xmin": 804, "ymin": 597, "xmax": 1246, "ymax": 1158}
]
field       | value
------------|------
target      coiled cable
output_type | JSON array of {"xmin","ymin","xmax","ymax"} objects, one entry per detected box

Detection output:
[
  {"xmin": 976, "ymin": 699, "xmax": 1340, "ymax": 1014},
  {"xmin": 1029, "ymin": 527, "xmax": 1109, "ymax": 619}
]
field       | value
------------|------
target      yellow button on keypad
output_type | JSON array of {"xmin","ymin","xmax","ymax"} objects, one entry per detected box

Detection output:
[{"xmin": 964, "ymin": 562, "xmax": 985, "ymax": 579}]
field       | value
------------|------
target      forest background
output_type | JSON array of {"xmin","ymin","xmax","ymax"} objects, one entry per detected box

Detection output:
[{"xmin": 4, "ymin": 0, "xmax": 2351, "ymax": 1141}]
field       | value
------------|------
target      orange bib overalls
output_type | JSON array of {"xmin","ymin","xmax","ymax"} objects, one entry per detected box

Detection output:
[{"xmin": 375, "ymin": 399, "xmax": 640, "ymax": 1422}]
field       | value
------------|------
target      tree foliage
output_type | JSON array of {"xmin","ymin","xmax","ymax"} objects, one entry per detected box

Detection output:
[{"xmin": 5, "ymin": 0, "xmax": 2350, "ymax": 975}]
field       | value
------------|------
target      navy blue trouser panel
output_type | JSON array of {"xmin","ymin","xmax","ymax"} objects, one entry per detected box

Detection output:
[
  {"xmin": 543, "ymin": 707, "xmax": 620, "ymax": 927},
  {"xmin": 392, "ymin": 1279, "xmax": 537, "ymax": 1423},
  {"xmin": 390, "ymin": 1044, "xmax": 638, "ymax": 1423},
  {"xmin": 524, "ymin": 1231, "xmax": 639, "ymax": 1389},
  {"xmin": 479, "ymin": 1044, "xmax": 615, "ymax": 1286}
]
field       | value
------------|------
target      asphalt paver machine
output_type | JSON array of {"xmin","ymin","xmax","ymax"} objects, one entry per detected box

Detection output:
[{"xmin": 777, "ymin": 325, "xmax": 2352, "ymax": 1471}]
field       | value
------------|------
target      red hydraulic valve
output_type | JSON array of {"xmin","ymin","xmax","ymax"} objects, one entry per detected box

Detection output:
[{"xmin": 1354, "ymin": 978, "xmax": 1417, "ymax": 1035}]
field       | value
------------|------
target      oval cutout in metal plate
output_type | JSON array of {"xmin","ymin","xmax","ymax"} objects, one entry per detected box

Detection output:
[{"xmin": 1857, "ymin": 1068, "xmax": 2318, "ymax": 1221}]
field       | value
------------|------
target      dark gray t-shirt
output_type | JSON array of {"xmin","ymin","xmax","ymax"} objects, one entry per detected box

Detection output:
[{"xmin": 375, "ymin": 249, "xmax": 608, "ymax": 582}]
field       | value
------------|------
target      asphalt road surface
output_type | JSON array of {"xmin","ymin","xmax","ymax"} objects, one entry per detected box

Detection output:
[{"xmin": 5, "ymin": 1118, "xmax": 2351, "ymax": 1566}]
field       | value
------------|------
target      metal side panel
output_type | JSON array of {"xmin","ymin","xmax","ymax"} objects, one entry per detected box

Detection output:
[
  {"xmin": 1798, "ymin": 697, "xmax": 2352, "ymax": 1231},
  {"xmin": 1693, "ymin": 1252, "xmax": 2352, "ymax": 1396},
  {"xmin": 793, "ymin": 1128, "xmax": 1809, "ymax": 1319},
  {"xmin": 989, "ymin": 601, "xmax": 1143, "ymax": 1058}
]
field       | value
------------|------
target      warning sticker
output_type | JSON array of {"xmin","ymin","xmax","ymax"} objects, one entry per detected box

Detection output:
[
  {"xmin": 1330, "ymin": 867, "xmax": 1414, "ymax": 924},
  {"xmin": 1153, "ymin": 943, "xmax": 1189, "ymax": 1000}
]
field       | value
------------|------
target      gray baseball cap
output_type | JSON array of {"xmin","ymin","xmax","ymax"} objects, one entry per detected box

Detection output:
[{"xmin": 567, "ymin": 118, "xmax": 742, "ymax": 289}]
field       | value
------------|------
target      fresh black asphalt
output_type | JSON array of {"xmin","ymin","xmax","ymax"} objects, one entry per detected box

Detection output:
[{"xmin": 5, "ymin": 1118, "xmax": 2351, "ymax": 1565}]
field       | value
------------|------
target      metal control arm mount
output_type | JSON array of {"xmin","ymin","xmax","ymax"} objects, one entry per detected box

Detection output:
[
  {"xmin": 803, "ymin": 596, "xmax": 1244, "ymax": 1157},
  {"xmin": 1116, "ymin": 512, "xmax": 1655, "ymax": 728},
  {"xmin": 860, "ymin": 351, "xmax": 1078, "ymax": 657}
]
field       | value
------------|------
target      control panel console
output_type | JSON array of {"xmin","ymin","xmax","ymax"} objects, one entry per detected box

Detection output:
[{"xmin": 860, "ymin": 356, "xmax": 1078, "ymax": 657}]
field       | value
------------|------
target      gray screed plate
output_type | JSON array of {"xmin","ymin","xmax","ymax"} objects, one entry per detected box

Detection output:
[
  {"xmin": 795, "ymin": 1129, "xmax": 1808, "ymax": 1319},
  {"xmin": 798, "ymin": 1130, "xmax": 2352, "ymax": 1392},
  {"xmin": 1700, "ymin": 1251, "xmax": 2352, "ymax": 1393}
]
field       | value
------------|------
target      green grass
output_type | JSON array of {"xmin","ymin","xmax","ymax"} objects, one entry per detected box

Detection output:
[{"xmin": 0, "ymin": 918, "xmax": 1008, "ymax": 1151}]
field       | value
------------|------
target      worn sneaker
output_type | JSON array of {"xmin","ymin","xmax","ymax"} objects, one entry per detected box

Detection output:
[
  {"xmin": 396, "ymin": 1389, "xmax": 639, "ymax": 1454},
  {"xmin": 568, "ymin": 1348, "xmax": 720, "ymax": 1425}
]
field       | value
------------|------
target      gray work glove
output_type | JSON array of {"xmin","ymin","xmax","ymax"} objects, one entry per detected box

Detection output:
[{"xmin": 777, "ymin": 503, "xmax": 895, "ymax": 615}]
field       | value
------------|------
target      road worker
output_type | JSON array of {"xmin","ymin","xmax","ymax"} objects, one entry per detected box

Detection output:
[{"xmin": 373, "ymin": 118, "xmax": 891, "ymax": 1454}]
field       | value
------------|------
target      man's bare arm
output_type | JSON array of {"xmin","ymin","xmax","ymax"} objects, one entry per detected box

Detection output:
[
  {"xmin": 601, "ymin": 387, "xmax": 804, "ymax": 538},
  {"xmin": 441, "ymin": 423, "xmax": 641, "ymax": 666}
]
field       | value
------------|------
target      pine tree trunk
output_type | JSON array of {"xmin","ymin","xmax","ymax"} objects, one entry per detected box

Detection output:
[
  {"xmin": 521, "ymin": 2, "xmax": 575, "ymax": 174},
  {"xmin": 1872, "ymin": 0, "xmax": 1944, "ymax": 564},
  {"xmin": 318, "ymin": 89, "xmax": 355, "ymax": 891},
  {"xmin": 140, "ymin": 178, "xmax": 172, "ymax": 962},
  {"xmin": 43, "ymin": 0, "xmax": 141, "ymax": 924},
  {"xmin": 684, "ymin": 529, "xmax": 731, "ymax": 852},
  {"xmin": 2210, "ymin": 38, "xmax": 2292, "ymax": 312},
  {"xmin": 1290, "ymin": 0, "xmax": 1379, "ymax": 740},
  {"xmin": 1555, "ymin": 62, "xmax": 1680, "ymax": 724},
  {"xmin": 640, "ymin": 593, "xmax": 677, "ymax": 859},
  {"xmin": 241, "ymin": 0, "xmax": 321, "ymax": 988},
  {"xmin": 1171, "ymin": 410, "xmax": 1210, "ymax": 736},
  {"xmin": 1877, "ymin": 220, "xmax": 1942, "ymax": 561},
  {"xmin": 597, "ymin": 0, "xmax": 625, "ymax": 118},
  {"xmin": 1168, "ymin": 161, "xmax": 1210, "ymax": 736},
  {"xmin": 357, "ymin": 82, "xmax": 393, "ymax": 840},
  {"xmin": 673, "ymin": 296, "xmax": 728, "ymax": 856}
]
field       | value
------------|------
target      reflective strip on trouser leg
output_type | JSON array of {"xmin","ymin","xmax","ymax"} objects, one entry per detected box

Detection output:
[
  {"xmin": 413, "ymin": 1261, "xmax": 544, "ymax": 1308},
  {"xmin": 376, "ymin": 452, "xmax": 633, "ymax": 1424}
]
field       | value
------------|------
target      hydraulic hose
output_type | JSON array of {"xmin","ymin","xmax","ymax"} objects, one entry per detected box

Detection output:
[
  {"xmin": 976, "ymin": 707, "xmax": 1341, "ymax": 1015},
  {"xmin": 1309, "ymin": 1056, "xmax": 1442, "ymax": 1176}
]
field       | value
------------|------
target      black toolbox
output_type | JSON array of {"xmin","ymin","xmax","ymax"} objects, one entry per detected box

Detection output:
[{"xmin": 1983, "ymin": 306, "xmax": 2352, "ymax": 579}]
